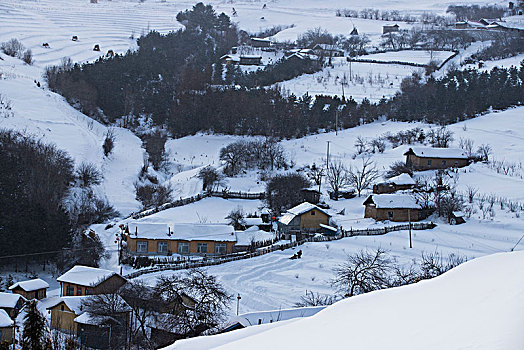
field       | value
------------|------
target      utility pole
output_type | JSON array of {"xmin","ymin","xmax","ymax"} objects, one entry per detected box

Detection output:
[
  {"xmin": 326, "ymin": 141, "xmax": 331, "ymax": 170},
  {"xmin": 236, "ymin": 294, "xmax": 241, "ymax": 315},
  {"xmin": 335, "ymin": 110, "xmax": 339, "ymax": 136},
  {"xmin": 408, "ymin": 209, "xmax": 412, "ymax": 248}
]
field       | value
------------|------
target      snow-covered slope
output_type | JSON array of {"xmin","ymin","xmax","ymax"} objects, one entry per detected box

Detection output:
[{"xmin": 164, "ymin": 251, "xmax": 524, "ymax": 350}]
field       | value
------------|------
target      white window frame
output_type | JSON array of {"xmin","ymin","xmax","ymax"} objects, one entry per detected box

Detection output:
[
  {"xmin": 215, "ymin": 243, "xmax": 227, "ymax": 255},
  {"xmin": 178, "ymin": 242, "xmax": 189, "ymax": 254},
  {"xmin": 197, "ymin": 243, "xmax": 208, "ymax": 254},
  {"xmin": 137, "ymin": 241, "xmax": 148, "ymax": 253},
  {"xmin": 158, "ymin": 241, "xmax": 168, "ymax": 254}
]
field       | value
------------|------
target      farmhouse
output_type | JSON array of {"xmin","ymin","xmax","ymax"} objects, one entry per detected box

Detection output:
[
  {"xmin": 48, "ymin": 295, "xmax": 131, "ymax": 344},
  {"xmin": 126, "ymin": 223, "xmax": 237, "ymax": 256},
  {"xmin": 363, "ymin": 194, "xmax": 422, "ymax": 222},
  {"xmin": 239, "ymin": 55, "xmax": 263, "ymax": 65},
  {"xmin": 0, "ymin": 309, "xmax": 14, "ymax": 344},
  {"xmin": 278, "ymin": 202, "xmax": 331, "ymax": 237},
  {"xmin": 404, "ymin": 147, "xmax": 470, "ymax": 170},
  {"xmin": 0, "ymin": 292, "xmax": 25, "ymax": 318},
  {"xmin": 373, "ymin": 173, "xmax": 416, "ymax": 194},
  {"xmin": 383, "ymin": 24, "xmax": 400, "ymax": 34},
  {"xmin": 221, "ymin": 306, "xmax": 326, "ymax": 333},
  {"xmin": 9, "ymin": 278, "xmax": 49, "ymax": 300},
  {"xmin": 250, "ymin": 37, "xmax": 271, "ymax": 47},
  {"xmin": 220, "ymin": 54, "xmax": 241, "ymax": 65},
  {"xmin": 57, "ymin": 265, "xmax": 127, "ymax": 297}
]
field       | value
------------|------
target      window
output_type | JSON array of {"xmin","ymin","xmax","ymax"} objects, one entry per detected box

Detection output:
[
  {"xmin": 388, "ymin": 211, "xmax": 394, "ymax": 220},
  {"xmin": 442, "ymin": 160, "xmax": 447, "ymax": 166},
  {"xmin": 158, "ymin": 241, "xmax": 168, "ymax": 254},
  {"xmin": 215, "ymin": 243, "xmax": 227, "ymax": 255},
  {"xmin": 427, "ymin": 159, "xmax": 432, "ymax": 165},
  {"xmin": 77, "ymin": 287, "xmax": 82, "ymax": 296},
  {"xmin": 85, "ymin": 288, "xmax": 91, "ymax": 295},
  {"xmin": 454, "ymin": 161, "xmax": 459, "ymax": 167},
  {"xmin": 137, "ymin": 241, "xmax": 148, "ymax": 253},
  {"xmin": 178, "ymin": 242, "xmax": 189, "ymax": 254},
  {"xmin": 66, "ymin": 286, "xmax": 75, "ymax": 296},
  {"xmin": 311, "ymin": 211, "xmax": 315, "ymax": 215},
  {"xmin": 197, "ymin": 243, "xmax": 208, "ymax": 254},
  {"xmin": 60, "ymin": 305, "xmax": 65, "ymax": 311}
]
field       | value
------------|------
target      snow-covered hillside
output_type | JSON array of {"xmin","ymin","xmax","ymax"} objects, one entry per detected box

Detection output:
[{"xmin": 165, "ymin": 250, "xmax": 524, "ymax": 350}]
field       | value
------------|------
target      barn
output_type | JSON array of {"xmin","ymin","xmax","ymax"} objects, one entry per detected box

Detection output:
[
  {"xmin": 404, "ymin": 147, "xmax": 470, "ymax": 170},
  {"xmin": 363, "ymin": 194, "xmax": 422, "ymax": 222}
]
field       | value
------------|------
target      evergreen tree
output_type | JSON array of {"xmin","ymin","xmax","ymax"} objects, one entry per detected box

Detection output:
[{"xmin": 22, "ymin": 300, "xmax": 45, "ymax": 350}]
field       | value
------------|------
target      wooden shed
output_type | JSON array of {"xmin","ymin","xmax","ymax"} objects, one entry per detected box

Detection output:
[
  {"xmin": 373, "ymin": 173, "xmax": 416, "ymax": 194},
  {"xmin": 57, "ymin": 265, "xmax": 127, "ymax": 297},
  {"xmin": 383, "ymin": 24, "xmax": 400, "ymax": 34},
  {"xmin": 0, "ymin": 309, "xmax": 14, "ymax": 345},
  {"xmin": 9, "ymin": 278, "xmax": 49, "ymax": 300},
  {"xmin": 0, "ymin": 292, "xmax": 25, "ymax": 319},
  {"xmin": 126, "ymin": 223, "xmax": 237, "ymax": 256},
  {"xmin": 250, "ymin": 37, "xmax": 271, "ymax": 47},
  {"xmin": 278, "ymin": 202, "xmax": 331, "ymax": 237},
  {"xmin": 363, "ymin": 194, "xmax": 422, "ymax": 222},
  {"xmin": 404, "ymin": 147, "xmax": 470, "ymax": 170}
]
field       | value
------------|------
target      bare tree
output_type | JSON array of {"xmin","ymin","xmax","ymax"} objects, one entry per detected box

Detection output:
[
  {"xmin": 347, "ymin": 156, "xmax": 379, "ymax": 197},
  {"xmin": 326, "ymin": 160, "xmax": 349, "ymax": 200},
  {"xmin": 466, "ymin": 185, "xmax": 478, "ymax": 203},
  {"xmin": 459, "ymin": 137, "xmax": 475, "ymax": 158},
  {"xmin": 477, "ymin": 144, "xmax": 492, "ymax": 161},
  {"xmin": 354, "ymin": 136, "xmax": 367, "ymax": 155},
  {"xmin": 331, "ymin": 248, "xmax": 393, "ymax": 297},
  {"xmin": 76, "ymin": 162, "xmax": 102, "ymax": 188},
  {"xmin": 295, "ymin": 290, "xmax": 335, "ymax": 307},
  {"xmin": 427, "ymin": 127, "xmax": 453, "ymax": 148},
  {"xmin": 155, "ymin": 269, "xmax": 231, "ymax": 337},
  {"xmin": 225, "ymin": 207, "xmax": 246, "ymax": 230},
  {"xmin": 103, "ymin": 128, "xmax": 115, "ymax": 157},
  {"xmin": 307, "ymin": 163, "xmax": 325, "ymax": 192},
  {"xmin": 198, "ymin": 166, "xmax": 223, "ymax": 192}
]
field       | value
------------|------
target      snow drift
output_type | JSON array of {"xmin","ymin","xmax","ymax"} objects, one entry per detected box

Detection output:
[{"xmin": 164, "ymin": 251, "xmax": 524, "ymax": 350}]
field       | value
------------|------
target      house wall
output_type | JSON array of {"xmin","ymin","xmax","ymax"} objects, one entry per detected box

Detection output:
[
  {"xmin": 50, "ymin": 304, "xmax": 78, "ymax": 333},
  {"xmin": 251, "ymin": 39, "xmax": 271, "ymax": 47},
  {"xmin": 299, "ymin": 209, "xmax": 330, "ymax": 229},
  {"xmin": 12, "ymin": 287, "xmax": 46, "ymax": 300},
  {"xmin": 365, "ymin": 205, "xmax": 422, "ymax": 222},
  {"xmin": 0, "ymin": 326, "xmax": 14, "ymax": 344},
  {"xmin": 127, "ymin": 236, "xmax": 235, "ymax": 256},
  {"xmin": 61, "ymin": 275, "xmax": 126, "ymax": 296},
  {"xmin": 406, "ymin": 154, "xmax": 469, "ymax": 170}
]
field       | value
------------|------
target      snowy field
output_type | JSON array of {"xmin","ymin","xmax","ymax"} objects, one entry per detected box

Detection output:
[
  {"xmin": 358, "ymin": 50, "xmax": 456, "ymax": 65},
  {"xmin": 165, "ymin": 251, "xmax": 524, "ymax": 350},
  {"xmin": 276, "ymin": 57, "xmax": 423, "ymax": 101}
]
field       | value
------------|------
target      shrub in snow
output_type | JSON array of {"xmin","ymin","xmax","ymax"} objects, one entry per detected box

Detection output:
[{"xmin": 1, "ymin": 38, "xmax": 25, "ymax": 58}]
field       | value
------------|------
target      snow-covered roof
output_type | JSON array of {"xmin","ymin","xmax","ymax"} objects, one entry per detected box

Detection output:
[
  {"xmin": 364, "ymin": 194, "xmax": 421, "ymax": 209},
  {"xmin": 319, "ymin": 223, "xmax": 337, "ymax": 232},
  {"xmin": 47, "ymin": 296, "xmax": 88, "ymax": 314},
  {"xmin": 0, "ymin": 309, "xmax": 13, "ymax": 328},
  {"xmin": 386, "ymin": 173, "xmax": 416, "ymax": 186},
  {"xmin": 127, "ymin": 223, "xmax": 170, "ymax": 239},
  {"xmin": 223, "ymin": 306, "xmax": 326, "ymax": 329},
  {"xmin": 241, "ymin": 55, "xmax": 263, "ymax": 59},
  {"xmin": 279, "ymin": 202, "xmax": 330, "ymax": 226},
  {"xmin": 0, "ymin": 292, "xmax": 24, "ymax": 309},
  {"xmin": 74, "ymin": 312, "xmax": 111, "ymax": 325},
  {"xmin": 312, "ymin": 44, "xmax": 343, "ymax": 51},
  {"xmin": 57, "ymin": 265, "xmax": 120, "ymax": 287},
  {"xmin": 235, "ymin": 228, "xmax": 275, "ymax": 246},
  {"xmin": 220, "ymin": 54, "xmax": 240, "ymax": 62},
  {"xmin": 404, "ymin": 147, "xmax": 469, "ymax": 159},
  {"xmin": 287, "ymin": 202, "xmax": 330, "ymax": 217},
  {"xmin": 9, "ymin": 279, "xmax": 49, "ymax": 292},
  {"xmin": 244, "ymin": 218, "xmax": 264, "ymax": 226},
  {"xmin": 251, "ymin": 37, "xmax": 271, "ymax": 42},
  {"xmin": 173, "ymin": 224, "xmax": 236, "ymax": 242}
]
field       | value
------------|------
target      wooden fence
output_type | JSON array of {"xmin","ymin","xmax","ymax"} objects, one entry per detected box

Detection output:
[
  {"xmin": 209, "ymin": 191, "xmax": 265, "ymax": 200},
  {"xmin": 124, "ymin": 222, "xmax": 436, "ymax": 279}
]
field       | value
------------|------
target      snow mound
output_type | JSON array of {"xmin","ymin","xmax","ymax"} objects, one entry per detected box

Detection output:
[{"xmin": 163, "ymin": 251, "xmax": 524, "ymax": 350}]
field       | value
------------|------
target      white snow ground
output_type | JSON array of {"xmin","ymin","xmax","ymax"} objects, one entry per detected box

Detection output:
[{"xmin": 164, "ymin": 250, "xmax": 524, "ymax": 350}]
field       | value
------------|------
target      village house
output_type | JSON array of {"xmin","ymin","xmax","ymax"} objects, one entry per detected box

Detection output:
[
  {"xmin": 221, "ymin": 305, "xmax": 326, "ymax": 333},
  {"xmin": 239, "ymin": 55, "xmax": 263, "ymax": 65},
  {"xmin": 9, "ymin": 278, "xmax": 49, "ymax": 300},
  {"xmin": 57, "ymin": 265, "xmax": 127, "ymax": 297},
  {"xmin": 311, "ymin": 43, "xmax": 344, "ymax": 57},
  {"xmin": 404, "ymin": 147, "xmax": 470, "ymax": 170},
  {"xmin": 373, "ymin": 173, "xmax": 416, "ymax": 194},
  {"xmin": 126, "ymin": 223, "xmax": 237, "ymax": 256},
  {"xmin": 278, "ymin": 202, "xmax": 331, "ymax": 238},
  {"xmin": 383, "ymin": 24, "xmax": 400, "ymax": 34},
  {"xmin": 47, "ymin": 294, "xmax": 131, "ymax": 348},
  {"xmin": 0, "ymin": 292, "xmax": 25, "ymax": 319},
  {"xmin": 250, "ymin": 37, "xmax": 271, "ymax": 48},
  {"xmin": 0, "ymin": 309, "xmax": 14, "ymax": 345},
  {"xmin": 363, "ymin": 194, "xmax": 422, "ymax": 222}
]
